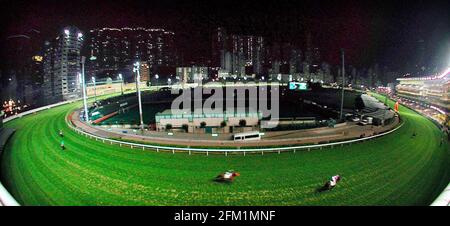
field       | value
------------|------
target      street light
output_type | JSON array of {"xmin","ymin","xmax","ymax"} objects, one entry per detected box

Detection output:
[
  {"xmin": 80, "ymin": 56, "xmax": 89, "ymax": 123},
  {"xmin": 133, "ymin": 62, "xmax": 144, "ymax": 131},
  {"xmin": 91, "ymin": 76, "xmax": 97, "ymax": 103},
  {"xmin": 118, "ymin": 73, "xmax": 124, "ymax": 95}
]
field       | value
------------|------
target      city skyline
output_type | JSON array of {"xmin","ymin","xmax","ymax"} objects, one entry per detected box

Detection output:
[{"xmin": 1, "ymin": 0, "xmax": 449, "ymax": 71}]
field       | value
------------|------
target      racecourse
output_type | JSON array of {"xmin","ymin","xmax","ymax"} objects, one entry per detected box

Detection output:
[{"xmin": 0, "ymin": 93, "xmax": 449, "ymax": 205}]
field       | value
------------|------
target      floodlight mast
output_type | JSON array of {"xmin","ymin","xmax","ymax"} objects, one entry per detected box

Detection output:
[
  {"xmin": 118, "ymin": 73, "xmax": 124, "ymax": 95},
  {"xmin": 133, "ymin": 62, "xmax": 144, "ymax": 131},
  {"xmin": 340, "ymin": 49, "xmax": 345, "ymax": 120},
  {"xmin": 92, "ymin": 76, "xmax": 97, "ymax": 103},
  {"xmin": 81, "ymin": 56, "xmax": 89, "ymax": 123}
]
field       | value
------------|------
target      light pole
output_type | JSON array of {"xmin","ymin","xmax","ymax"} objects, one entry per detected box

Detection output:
[
  {"xmin": 92, "ymin": 76, "xmax": 97, "ymax": 103},
  {"xmin": 340, "ymin": 49, "xmax": 345, "ymax": 120},
  {"xmin": 155, "ymin": 74, "xmax": 159, "ymax": 91},
  {"xmin": 81, "ymin": 56, "xmax": 89, "ymax": 123},
  {"xmin": 118, "ymin": 73, "xmax": 124, "ymax": 95},
  {"xmin": 133, "ymin": 62, "xmax": 144, "ymax": 131}
]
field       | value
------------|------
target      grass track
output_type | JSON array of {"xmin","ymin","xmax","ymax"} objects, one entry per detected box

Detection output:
[{"xmin": 1, "ymin": 93, "xmax": 449, "ymax": 205}]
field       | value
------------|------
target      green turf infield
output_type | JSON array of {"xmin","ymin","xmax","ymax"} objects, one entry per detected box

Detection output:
[{"xmin": 0, "ymin": 93, "xmax": 449, "ymax": 205}]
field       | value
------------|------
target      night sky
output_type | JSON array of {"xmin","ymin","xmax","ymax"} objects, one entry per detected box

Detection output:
[{"xmin": 1, "ymin": 0, "xmax": 449, "ymax": 71}]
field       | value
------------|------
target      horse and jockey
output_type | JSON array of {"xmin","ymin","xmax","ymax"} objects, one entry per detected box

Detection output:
[{"xmin": 317, "ymin": 175, "xmax": 341, "ymax": 192}]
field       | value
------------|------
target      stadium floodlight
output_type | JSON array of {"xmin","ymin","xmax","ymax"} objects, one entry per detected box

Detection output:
[
  {"xmin": 92, "ymin": 77, "xmax": 97, "ymax": 103},
  {"xmin": 340, "ymin": 49, "xmax": 345, "ymax": 120},
  {"xmin": 118, "ymin": 73, "xmax": 124, "ymax": 95},
  {"xmin": 81, "ymin": 56, "xmax": 89, "ymax": 123},
  {"xmin": 133, "ymin": 62, "xmax": 144, "ymax": 131}
]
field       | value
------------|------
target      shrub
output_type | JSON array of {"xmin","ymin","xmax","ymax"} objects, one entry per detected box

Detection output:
[
  {"xmin": 165, "ymin": 124, "xmax": 173, "ymax": 131},
  {"xmin": 181, "ymin": 124, "xmax": 189, "ymax": 132}
]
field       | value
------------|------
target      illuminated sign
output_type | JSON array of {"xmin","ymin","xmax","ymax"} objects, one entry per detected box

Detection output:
[
  {"xmin": 289, "ymin": 82, "xmax": 309, "ymax": 90},
  {"xmin": 32, "ymin": 55, "xmax": 43, "ymax": 62}
]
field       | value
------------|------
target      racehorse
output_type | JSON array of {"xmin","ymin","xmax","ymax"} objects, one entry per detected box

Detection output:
[
  {"xmin": 317, "ymin": 175, "xmax": 341, "ymax": 192},
  {"xmin": 214, "ymin": 171, "xmax": 240, "ymax": 183}
]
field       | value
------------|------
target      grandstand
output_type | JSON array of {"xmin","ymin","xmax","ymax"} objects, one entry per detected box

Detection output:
[
  {"xmin": 396, "ymin": 68, "xmax": 450, "ymax": 127},
  {"xmin": 396, "ymin": 67, "xmax": 450, "ymax": 110}
]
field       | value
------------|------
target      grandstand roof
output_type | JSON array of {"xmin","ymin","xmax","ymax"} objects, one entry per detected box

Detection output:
[{"xmin": 397, "ymin": 67, "xmax": 450, "ymax": 81}]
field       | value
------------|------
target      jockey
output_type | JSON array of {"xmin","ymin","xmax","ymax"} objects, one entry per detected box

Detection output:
[
  {"xmin": 330, "ymin": 175, "xmax": 341, "ymax": 187},
  {"xmin": 223, "ymin": 171, "xmax": 233, "ymax": 179}
]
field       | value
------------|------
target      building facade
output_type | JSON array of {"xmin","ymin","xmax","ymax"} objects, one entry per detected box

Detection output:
[
  {"xmin": 176, "ymin": 66, "xmax": 208, "ymax": 84},
  {"xmin": 211, "ymin": 27, "xmax": 265, "ymax": 77},
  {"xmin": 43, "ymin": 26, "xmax": 84, "ymax": 104},
  {"xmin": 396, "ymin": 68, "xmax": 450, "ymax": 110},
  {"xmin": 155, "ymin": 108, "xmax": 262, "ymax": 133},
  {"xmin": 85, "ymin": 27, "xmax": 177, "ymax": 78}
]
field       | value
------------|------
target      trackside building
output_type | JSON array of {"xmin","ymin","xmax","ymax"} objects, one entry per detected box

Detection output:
[{"xmin": 155, "ymin": 108, "xmax": 262, "ymax": 133}]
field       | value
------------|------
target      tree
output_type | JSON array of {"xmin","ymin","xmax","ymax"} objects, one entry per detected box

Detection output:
[
  {"xmin": 200, "ymin": 121, "xmax": 207, "ymax": 128},
  {"xmin": 165, "ymin": 124, "xmax": 173, "ymax": 131},
  {"xmin": 181, "ymin": 124, "xmax": 189, "ymax": 132},
  {"xmin": 220, "ymin": 121, "xmax": 227, "ymax": 128},
  {"xmin": 239, "ymin": 119, "xmax": 247, "ymax": 127}
]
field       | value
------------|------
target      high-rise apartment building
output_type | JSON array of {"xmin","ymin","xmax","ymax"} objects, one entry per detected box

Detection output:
[
  {"xmin": 211, "ymin": 27, "xmax": 265, "ymax": 77},
  {"xmin": 43, "ymin": 26, "xmax": 83, "ymax": 104},
  {"xmin": 86, "ymin": 27, "xmax": 177, "ymax": 77}
]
